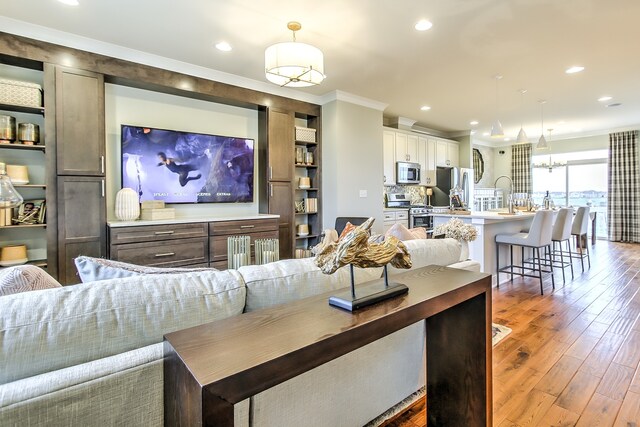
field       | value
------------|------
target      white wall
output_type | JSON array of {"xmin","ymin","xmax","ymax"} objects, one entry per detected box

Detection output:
[
  {"xmin": 322, "ymin": 100, "xmax": 384, "ymax": 234},
  {"xmin": 104, "ymin": 84, "xmax": 259, "ymax": 220}
]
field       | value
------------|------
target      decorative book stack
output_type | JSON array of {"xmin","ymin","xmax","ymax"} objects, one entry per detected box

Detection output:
[{"xmin": 140, "ymin": 200, "xmax": 175, "ymax": 221}]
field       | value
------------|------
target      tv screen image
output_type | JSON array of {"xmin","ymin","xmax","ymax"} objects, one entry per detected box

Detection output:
[{"xmin": 121, "ymin": 125, "xmax": 254, "ymax": 204}]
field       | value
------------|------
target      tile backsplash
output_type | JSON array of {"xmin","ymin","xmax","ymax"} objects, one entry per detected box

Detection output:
[{"xmin": 384, "ymin": 185, "xmax": 427, "ymax": 205}]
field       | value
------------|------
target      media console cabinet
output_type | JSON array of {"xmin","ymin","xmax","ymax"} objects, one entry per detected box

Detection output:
[
  {"xmin": 164, "ymin": 265, "xmax": 493, "ymax": 426},
  {"xmin": 107, "ymin": 215, "xmax": 279, "ymax": 269}
]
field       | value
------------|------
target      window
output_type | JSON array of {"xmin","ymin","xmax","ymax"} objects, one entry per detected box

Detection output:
[{"xmin": 532, "ymin": 150, "xmax": 608, "ymax": 239}]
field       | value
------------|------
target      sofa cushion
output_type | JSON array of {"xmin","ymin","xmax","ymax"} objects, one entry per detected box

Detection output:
[
  {"xmin": 0, "ymin": 270, "xmax": 245, "ymax": 384},
  {"xmin": 387, "ymin": 238, "xmax": 462, "ymax": 275},
  {"xmin": 385, "ymin": 223, "xmax": 415, "ymax": 241},
  {"xmin": 74, "ymin": 256, "xmax": 218, "ymax": 283},
  {"xmin": 240, "ymin": 258, "xmax": 383, "ymax": 312},
  {"xmin": 0, "ymin": 265, "xmax": 62, "ymax": 296}
]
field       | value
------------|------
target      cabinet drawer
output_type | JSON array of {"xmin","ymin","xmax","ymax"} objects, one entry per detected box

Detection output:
[
  {"xmin": 110, "ymin": 223, "xmax": 208, "ymax": 245},
  {"xmin": 209, "ymin": 230, "xmax": 279, "ymax": 263},
  {"xmin": 383, "ymin": 212, "xmax": 396, "ymax": 221},
  {"xmin": 109, "ymin": 237, "xmax": 208, "ymax": 267},
  {"xmin": 209, "ymin": 218, "xmax": 279, "ymax": 236},
  {"xmin": 396, "ymin": 212, "xmax": 409, "ymax": 220}
]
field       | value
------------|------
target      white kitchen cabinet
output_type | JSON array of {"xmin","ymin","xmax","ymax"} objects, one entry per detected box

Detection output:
[
  {"xmin": 418, "ymin": 136, "xmax": 436, "ymax": 186},
  {"xmin": 383, "ymin": 210, "xmax": 409, "ymax": 232},
  {"xmin": 394, "ymin": 133, "xmax": 419, "ymax": 163},
  {"xmin": 383, "ymin": 130, "xmax": 396, "ymax": 185},
  {"xmin": 435, "ymin": 139, "xmax": 459, "ymax": 167}
]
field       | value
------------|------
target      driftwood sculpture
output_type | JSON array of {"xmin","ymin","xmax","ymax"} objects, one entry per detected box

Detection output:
[{"xmin": 315, "ymin": 217, "xmax": 412, "ymax": 274}]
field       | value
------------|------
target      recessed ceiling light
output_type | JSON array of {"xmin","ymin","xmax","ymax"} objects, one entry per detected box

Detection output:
[
  {"xmin": 598, "ymin": 96, "xmax": 612, "ymax": 102},
  {"xmin": 606, "ymin": 103, "xmax": 622, "ymax": 108},
  {"xmin": 420, "ymin": 105, "xmax": 431, "ymax": 111},
  {"xmin": 470, "ymin": 120, "xmax": 479, "ymax": 126},
  {"xmin": 504, "ymin": 137, "xmax": 511, "ymax": 142},
  {"xmin": 565, "ymin": 66, "xmax": 585, "ymax": 74},
  {"xmin": 215, "ymin": 41, "xmax": 232, "ymax": 52},
  {"xmin": 57, "ymin": 0, "xmax": 79, "ymax": 5},
  {"xmin": 415, "ymin": 20, "xmax": 433, "ymax": 31},
  {"xmin": 470, "ymin": 130, "xmax": 476, "ymax": 135},
  {"xmin": 482, "ymin": 132, "xmax": 490, "ymax": 137}
]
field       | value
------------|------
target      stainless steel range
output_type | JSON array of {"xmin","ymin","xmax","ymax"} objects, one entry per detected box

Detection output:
[{"xmin": 409, "ymin": 205, "xmax": 433, "ymax": 230}]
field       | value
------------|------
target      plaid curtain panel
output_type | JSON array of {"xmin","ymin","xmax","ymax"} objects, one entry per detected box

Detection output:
[
  {"xmin": 511, "ymin": 143, "xmax": 532, "ymax": 194},
  {"xmin": 608, "ymin": 130, "xmax": 640, "ymax": 242}
]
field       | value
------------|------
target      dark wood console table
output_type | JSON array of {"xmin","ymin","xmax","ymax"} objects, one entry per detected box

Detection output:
[{"xmin": 164, "ymin": 265, "xmax": 492, "ymax": 426}]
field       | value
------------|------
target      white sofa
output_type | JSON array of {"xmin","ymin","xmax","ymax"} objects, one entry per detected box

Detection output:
[{"xmin": 0, "ymin": 238, "xmax": 479, "ymax": 426}]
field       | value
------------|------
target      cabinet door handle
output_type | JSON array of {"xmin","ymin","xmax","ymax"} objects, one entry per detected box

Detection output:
[
  {"xmin": 101, "ymin": 179, "xmax": 105, "ymax": 197},
  {"xmin": 154, "ymin": 230, "xmax": 175, "ymax": 235},
  {"xmin": 154, "ymin": 252, "xmax": 175, "ymax": 258},
  {"xmin": 270, "ymin": 183, "xmax": 273, "ymax": 197},
  {"xmin": 269, "ymin": 166, "xmax": 273, "ymax": 180},
  {"xmin": 240, "ymin": 225, "xmax": 255, "ymax": 229},
  {"xmin": 100, "ymin": 156, "xmax": 105, "ymax": 174}
]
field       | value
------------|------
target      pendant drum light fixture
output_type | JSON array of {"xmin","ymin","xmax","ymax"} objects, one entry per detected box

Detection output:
[
  {"xmin": 265, "ymin": 21, "xmax": 325, "ymax": 87},
  {"xmin": 516, "ymin": 89, "xmax": 529, "ymax": 144},
  {"xmin": 490, "ymin": 75, "xmax": 504, "ymax": 138},
  {"xmin": 536, "ymin": 100, "xmax": 549, "ymax": 150}
]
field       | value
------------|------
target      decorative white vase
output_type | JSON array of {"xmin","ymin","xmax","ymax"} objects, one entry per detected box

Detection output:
[
  {"xmin": 459, "ymin": 240, "xmax": 469, "ymax": 261},
  {"xmin": 115, "ymin": 188, "xmax": 140, "ymax": 221}
]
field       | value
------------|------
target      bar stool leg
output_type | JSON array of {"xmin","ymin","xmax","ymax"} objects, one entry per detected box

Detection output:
[
  {"xmin": 510, "ymin": 245, "xmax": 514, "ymax": 281},
  {"xmin": 578, "ymin": 235, "xmax": 585, "ymax": 272},
  {"xmin": 566, "ymin": 240, "xmax": 574, "ymax": 279},
  {"xmin": 495, "ymin": 240, "xmax": 500, "ymax": 289},
  {"xmin": 548, "ymin": 244, "xmax": 555, "ymax": 289},
  {"xmin": 586, "ymin": 236, "xmax": 591, "ymax": 268},
  {"xmin": 535, "ymin": 247, "xmax": 544, "ymax": 295},
  {"xmin": 558, "ymin": 241, "xmax": 566, "ymax": 284}
]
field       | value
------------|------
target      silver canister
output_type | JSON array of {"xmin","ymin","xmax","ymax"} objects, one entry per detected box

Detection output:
[
  {"xmin": 18, "ymin": 123, "xmax": 40, "ymax": 145},
  {"xmin": 0, "ymin": 115, "xmax": 16, "ymax": 143}
]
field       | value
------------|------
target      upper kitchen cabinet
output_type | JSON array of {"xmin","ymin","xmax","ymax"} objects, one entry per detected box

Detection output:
[
  {"xmin": 435, "ymin": 138, "xmax": 459, "ymax": 168},
  {"xmin": 383, "ymin": 130, "xmax": 396, "ymax": 185},
  {"xmin": 55, "ymin": 67, "xmax": 105, "ymax": 176},
  {"xmin": 394, "ymin": 133, "xmax": 418, "ymax": 163},
  {"xmin": 267, "ymin": 108, "xmax": 294, "ymax": 182},
  {"xmin": 418, "ymin": 136, "xmax": 436, "ymax": 186}
]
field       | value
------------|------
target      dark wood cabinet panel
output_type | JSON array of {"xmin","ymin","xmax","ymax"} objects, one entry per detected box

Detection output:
[
  {"xmin": 110, "ymin": 223, "xmax": 208, "ymax": 245},
  {"xmin": 55, "ymin": 66, "xmax": 105, "ymax": 176},
  {"xmin": 110, "ymin": 237, "xmax": 208, "ymax": 268},
  {"xmin": 209, "ymin": 218, "xmax": 278, "ymax": 236},
  {"xmin": 267, "ymin": 109, "xmax": 294, "ymax": 182},
  {"xmin": 57, "ymin": 176, "xmax": 106, "ymax": 284},
  {"xmin": 269, "ymin": 181, "xmax": 293, "ymax": 259}
]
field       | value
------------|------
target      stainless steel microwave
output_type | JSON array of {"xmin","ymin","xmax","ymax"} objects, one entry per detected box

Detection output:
[{"xmin": 396, "ymin": 161, "xmax": 421, "ymax": 184}]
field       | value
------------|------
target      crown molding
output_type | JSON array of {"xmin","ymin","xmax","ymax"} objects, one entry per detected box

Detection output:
[
  {"xmin": 319, "ymin": 90, "xmax": 388, "ymax": 111},
  {"xmin": 0, "ymin": 16, "xmax": 323, "ymax": 106}
]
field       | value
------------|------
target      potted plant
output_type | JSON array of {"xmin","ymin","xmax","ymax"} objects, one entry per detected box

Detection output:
[{"xmin": 432, "ymin": 218, "xmax": 478, "ymax": 260}]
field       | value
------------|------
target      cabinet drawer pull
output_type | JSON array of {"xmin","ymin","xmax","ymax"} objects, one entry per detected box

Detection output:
[
  {"xmin": 240, "ymin": 225, "xmax": 255, "ymax": 229},
  {"xmin": 155, "ymin": 252, "xmax": 175, "ymax": 257},
  {"xmin": 154, "ymin": 230, "xmax": 175, "ymax": 235},
  {"xmin": 100, "ymin": 155, "xmax": 105, "ymax": 174}
]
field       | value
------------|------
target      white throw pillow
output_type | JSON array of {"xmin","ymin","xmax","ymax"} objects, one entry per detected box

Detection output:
[{"xmin": 0, "ymin": 265, "xmax": 62, "ymax": 296}]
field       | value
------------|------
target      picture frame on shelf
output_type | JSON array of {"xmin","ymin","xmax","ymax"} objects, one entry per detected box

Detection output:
[{"xmin": 14, "ymin": 199, "xmax": 46, "ymax": 225}]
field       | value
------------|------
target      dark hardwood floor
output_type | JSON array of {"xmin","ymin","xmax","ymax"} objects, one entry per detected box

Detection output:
[{"xmin": 389, "ymin": 240, "xmax": 640, "ymax": 427}]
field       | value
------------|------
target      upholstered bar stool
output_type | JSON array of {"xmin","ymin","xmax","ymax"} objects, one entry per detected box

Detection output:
[
  {"xmin": 551, "ymin": 207, "xmax": 575, "ymax": 283},
  {"xmin": 570, "ymin": 206, "xmax": 591, "ymax": 272},
  {"xmin": 495, "ymin": 210, "xmax": 555, "ymax": 295}
]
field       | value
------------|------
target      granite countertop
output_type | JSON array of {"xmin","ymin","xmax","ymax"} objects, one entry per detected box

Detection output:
[
  {"xmin": 107, "ymin": 213, "xmax": 280, "ymax": 227},
  {"xmin": 430, "ymin": 210, "xmax": 536, "ymax": 221}
]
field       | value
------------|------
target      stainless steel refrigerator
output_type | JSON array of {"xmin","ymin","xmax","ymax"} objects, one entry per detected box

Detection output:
[{"xmin": 433, "ymin": 167, "xmax": 474, "ymax": 208}]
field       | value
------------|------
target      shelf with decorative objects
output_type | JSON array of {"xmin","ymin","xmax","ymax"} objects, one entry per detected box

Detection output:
[
  {"xmin": 293, "ymin": 121, "xmax": 321, "ymax": 258},
  {"xmin": 0, "ymin": 61, "xmax": 48, "ymax": 272}
]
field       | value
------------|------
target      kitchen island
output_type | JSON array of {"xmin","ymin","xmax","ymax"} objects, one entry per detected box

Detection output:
[{"xmin": 432, "ymin": 211, "xmax": 535, "ymax": 285}]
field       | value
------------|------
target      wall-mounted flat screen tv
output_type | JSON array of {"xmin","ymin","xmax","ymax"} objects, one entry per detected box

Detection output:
[{"xmin": 121, "ymin": 125, "xmax": 254, "ymax": 204}]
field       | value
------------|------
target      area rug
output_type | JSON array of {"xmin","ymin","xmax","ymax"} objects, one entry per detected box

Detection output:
[{"xmin": 492, "ymin": 323, "xmax": 512, "ymax": 346}]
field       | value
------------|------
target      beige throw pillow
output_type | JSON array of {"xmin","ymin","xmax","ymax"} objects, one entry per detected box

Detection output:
[
  {"xmin": 0, "ymin": 265, "xmax": 62, "ymax": 296},
  {"xmin": 384, "ymin": 223, "xmax": 416, "ymax": 241}
]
